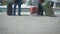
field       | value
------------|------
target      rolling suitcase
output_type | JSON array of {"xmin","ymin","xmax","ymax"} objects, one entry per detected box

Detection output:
[
  {"xmin": 30, "ymin": 6, "xmax": 38, "ymax": 14},
  {"xmin": 42, "ymin": 2, "xmax": 54, "ymax": 16},
  {"xmin": 7, "ymin": 3, "xmax": 12, "ymax": 15}
]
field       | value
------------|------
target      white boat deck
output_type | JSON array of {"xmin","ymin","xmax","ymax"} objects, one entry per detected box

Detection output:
[{"xmin": 0, "ymin": 11, "xmax": 60, "ymax": 34}]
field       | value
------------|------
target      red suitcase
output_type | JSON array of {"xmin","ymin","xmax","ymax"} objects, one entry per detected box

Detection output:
[{"xmin": 30, "ymin": 7, "xmax": 38, "ymax": 14}]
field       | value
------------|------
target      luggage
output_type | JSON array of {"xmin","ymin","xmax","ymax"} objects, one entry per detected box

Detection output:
[
  {"xmin": 7, "ymin": 3, "xmax": 12, "ymax": 15},
  {"xmin": 30, "ymin": 6, "xmax": 38, "ymax": 14},
  {"xmin": 42, "ymin": 2, "xmax": 54, "ymax": 16}
]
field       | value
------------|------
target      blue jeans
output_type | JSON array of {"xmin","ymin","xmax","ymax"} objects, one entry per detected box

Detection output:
[{"xmin": 13, "ymin": 2, "xmax": 21, "ymax": 15}]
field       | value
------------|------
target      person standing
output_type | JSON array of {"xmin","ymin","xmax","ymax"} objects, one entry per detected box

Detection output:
[
  {"xmin": 13, "ymin": 0, "xmax": 21, "ymax": 16},
  {"xmin": 38, "ymin": 0, "xmax": 44, "ymax": 16}
]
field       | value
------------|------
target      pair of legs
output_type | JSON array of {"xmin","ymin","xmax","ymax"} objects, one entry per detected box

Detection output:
[
  {"xmin": 13, "ymin": 2, "xmax": 21, "ymax": 15},
  {"xmin": 38, "ymin": 3, "xmax": 43, "ymax": 15}
]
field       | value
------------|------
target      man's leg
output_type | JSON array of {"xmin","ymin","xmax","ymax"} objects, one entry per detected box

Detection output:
[
  {"xmin": 18, "ymin": 2, "xmax": 21, "ymax": 15},
  {"xmin": 13, "ymin": 4, "xmax": 17, "ymax": 15},
  {"xmin": 38, "ymin": 3, "xmax": 43, "ymax": 15}
]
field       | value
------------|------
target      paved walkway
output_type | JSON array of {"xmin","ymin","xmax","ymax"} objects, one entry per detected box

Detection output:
[{"xmin": 0, "ymin": 12, "xmax": 60, "ymax": 34}]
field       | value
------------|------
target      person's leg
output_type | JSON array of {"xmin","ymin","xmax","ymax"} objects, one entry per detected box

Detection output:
[
  {"xmin": 40, "ymin": 4, "xmax": 43, "ymax": 15},
  {"xmin": 38, "ymin": 3, "xmax": 43, "ymax": 15},
  {"xmin": 13, "ymin": 4, "xmax": 17, "ymax": 15},
  {"xmin": 18, "ymin": 2, "xmax": 21, "ymax": 15}
]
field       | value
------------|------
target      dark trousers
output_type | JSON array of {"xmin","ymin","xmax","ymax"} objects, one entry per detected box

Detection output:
[{"xmin": 38, "ymin": 3, "xmax": 43, "ymax": 15}]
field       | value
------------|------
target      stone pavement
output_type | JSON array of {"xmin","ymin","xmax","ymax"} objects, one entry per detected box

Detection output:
[{"xmin": 0, "ymin": 12, "xmax": 60, "ymax": 34}]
